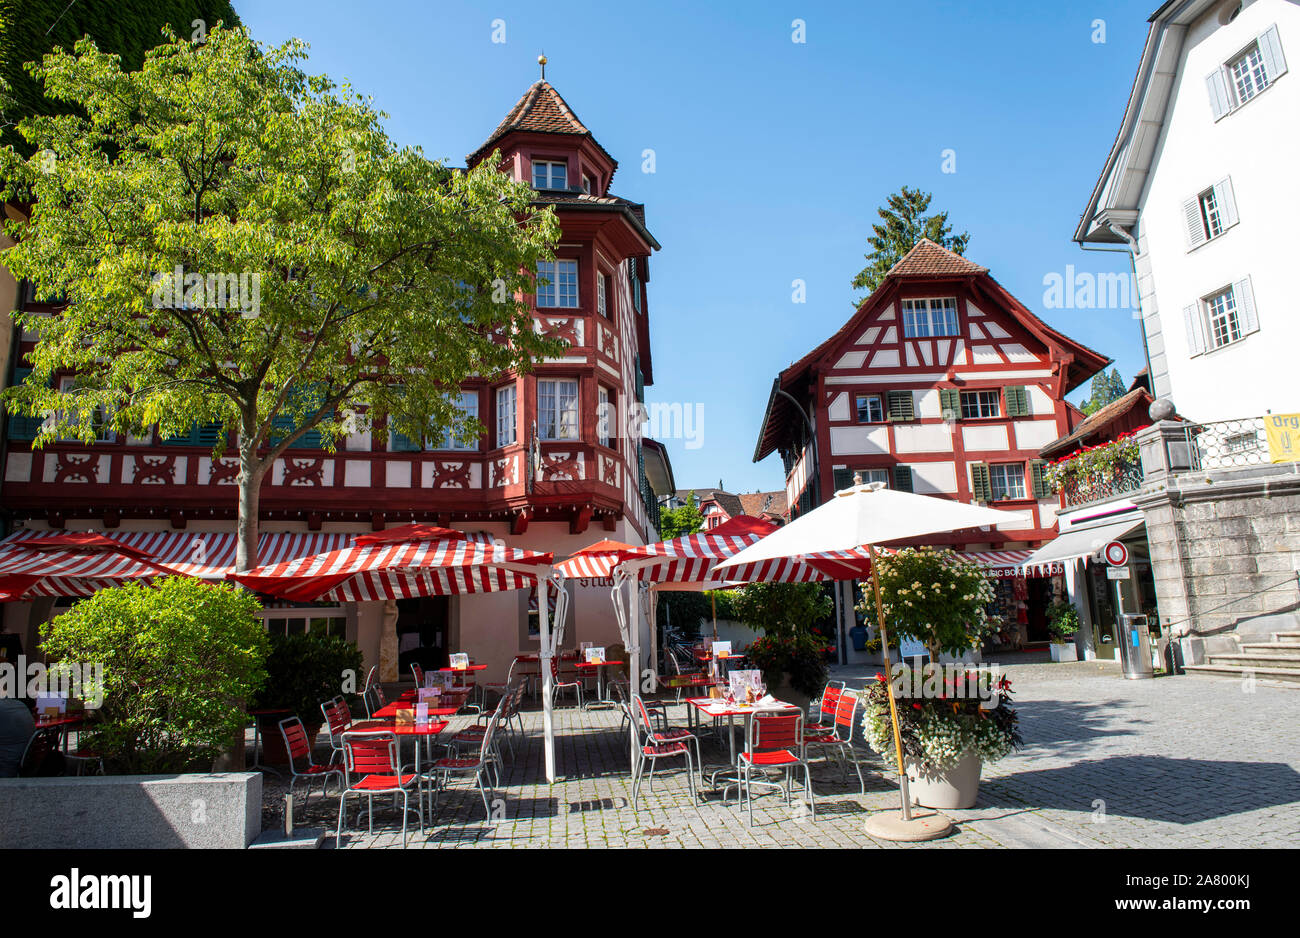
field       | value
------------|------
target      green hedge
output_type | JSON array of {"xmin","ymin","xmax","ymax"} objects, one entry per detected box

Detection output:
[{"xmin": 0, "ymin": 0, "xmax": 240, "ymax": 154}]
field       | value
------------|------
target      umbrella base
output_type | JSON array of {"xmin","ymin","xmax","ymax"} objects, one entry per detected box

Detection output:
[{"xmin": 863, "ymin": 810, "xmax": 954, "ymax": 842}]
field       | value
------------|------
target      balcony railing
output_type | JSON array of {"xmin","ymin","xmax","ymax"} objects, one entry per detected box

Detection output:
[
  {"xmin": 1059, "ymin": 458, "xmax": 1145, "ymax": 507},
  {"xmin": 1051, "ymin": 434, "xmax": 1145, "ymax": 508},
  {"xmin": 1184, "ymin": 416, "xmax": 1269, "ymax": 471}
]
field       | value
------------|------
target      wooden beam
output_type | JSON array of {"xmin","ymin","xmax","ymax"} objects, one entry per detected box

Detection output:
[
  {"xmin": 371, "ymin": 512, "xmax": 386, "ymax": 531},
  {"xmin": 569, "ymin": 505, "xmax": 593, "ymax": 536},
  {"xmin": 511, "ymin": 509, "xmax": 532, "ymax": 536},
  {"xmin": 601, "ymin": 512, "xmax": 619, "ymax": 532},
  {"xmin": 169, "ymin": 510, "xmax": 186, "ymax": 530}
]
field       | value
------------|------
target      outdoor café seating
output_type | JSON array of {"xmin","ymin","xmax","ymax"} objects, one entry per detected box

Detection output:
[
  {"xmin": 428, "ymin": 711, "xmax": 500, "ymax": 821},
  {"xmin": 279, "ymin": 716, "xmax": 344, "ymax": 808},
  {"xmin": 801, "ymin": 688, "xmax": 867, "ymax": 794},
  {"xmin": 631, "ymin": 695, "xmax": 698, "ymax": 809},
  {"xmin": 726, "ymin": 710, "xmax": 815, "ymax": 827},
  {"xmin": 336, "ymin": 730, "xmax": 423, "ymax": 848}
]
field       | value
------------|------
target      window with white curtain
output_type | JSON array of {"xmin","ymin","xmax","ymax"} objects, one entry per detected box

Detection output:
[
  {"xmin": 538, "ymin": 378, "xmax": 579, "ymax": 440},
  {"xmin": 495, "ymin": 384, "xmax": 517, "ymax": 447}
]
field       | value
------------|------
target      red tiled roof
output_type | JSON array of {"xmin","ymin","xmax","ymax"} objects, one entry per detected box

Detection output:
[
  {"xmin": 468, "ymin": 80, "xmax": 615, "ymax": 169},
  {"xmin": 1039, "ymin": 387, "xmax": 1162, "ymax": 458},
  {"xmin": 884, "ymin": 239, "xmax": 988, "ymax": 278},
  {"xmin": 737, "ymin": 491, "xmax": 787, "ymax": 518}
]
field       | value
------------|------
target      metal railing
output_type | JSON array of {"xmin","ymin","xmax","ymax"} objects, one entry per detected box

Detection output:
[
  {"xmin": 1060, "ymin": 456, "xmax": 1145, "ymax": 507},
  {"xmin": 1184, "ymin": 416, "xmax": 1269, "ymax": 471}
]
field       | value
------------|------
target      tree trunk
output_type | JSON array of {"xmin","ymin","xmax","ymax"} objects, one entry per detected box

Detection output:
[
  {"xmin": 216, "ymin": 420, "xmax": 265, "ymax": 774},
  {"xmin": 235, "ymin": 426, "xmax": 265, "ymax": 574}
]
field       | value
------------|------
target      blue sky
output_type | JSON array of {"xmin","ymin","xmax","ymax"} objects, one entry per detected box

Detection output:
[{"xmin": 237, "ymin": 0, "xmax": 1154, "ymax": 494}]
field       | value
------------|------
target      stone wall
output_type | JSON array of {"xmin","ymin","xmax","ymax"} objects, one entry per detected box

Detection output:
[
  {"xmin": 1135, "ymin": 423, "xmax": 1300, "ymax": 640},
  {"xmin": 0, "ymin": 772, "xmax": 262, "ymax": 848}
]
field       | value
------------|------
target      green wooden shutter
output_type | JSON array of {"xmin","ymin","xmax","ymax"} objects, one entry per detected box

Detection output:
[
  {"xmin": 390, "ymin": 429, "xmax": 422, "ymax": 452},
  {"xmin": 893, "ymin": 465, "xmax": 914, "ymax": 493},
  {"xmin": 970, "ymin": 463, "xmax": 992, "ymax": 502},
  {"xmin": 1004, "ymin": 386, "xmax": 1029, "ymax": 417},
  {"xmin": 886, "ymin": 390, "xmax": 914, "ymax": 422},
  {"xmin": 1030, "ymin": 459, "xmax": 1051, "ymax": 498},
  {"xmin": 832, "ymin": 468, "xmax": 853, "ymax": 491},
  {"xmin": 164, "ymin": 421, "xmax": 224, "ymax": 447},
  {"xmin": 5, "ymin": 367, "xmax": 45, "ymax": 442},
  {"xmin": 939, "ymin": 388, "xmax": 961, "ymax": 421}
]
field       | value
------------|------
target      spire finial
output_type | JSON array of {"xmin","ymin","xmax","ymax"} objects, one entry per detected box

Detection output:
[{"xmin": 538, "ymin": 53, "xmax": 547, "ymax": 81}]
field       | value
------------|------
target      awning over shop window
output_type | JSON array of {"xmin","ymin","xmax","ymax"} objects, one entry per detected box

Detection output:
[
  {"xmin": 1018, "ymin": 517, "xmax": 1145, "ymax": 575},
  {"xmin": 956, "ymin": 549, "xmax": 1063, "ymax": 578}
]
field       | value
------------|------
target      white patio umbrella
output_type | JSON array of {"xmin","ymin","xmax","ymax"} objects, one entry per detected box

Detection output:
[{"xmin": 714, "ymin": 479, "xmax": 1027, "ymax": 841}]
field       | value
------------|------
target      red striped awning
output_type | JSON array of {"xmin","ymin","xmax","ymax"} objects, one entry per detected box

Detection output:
[
  {"xmin": 614, "ymin": 516, "xmax": 872, "ymax": 588},
  {"xmin": 230, "ymin": 527, "xmax": 553, "ymax": 602},
  {"xmin": 555, "ymin": 539, "xmax": 634, "ymax": 580},
  {"xmin": 957, "ymin": 549, "xmax": 1064, "ymax": 578},
  {"xmin": 0, "ymin": 530, "xmax": 355, "ymax": 600}
]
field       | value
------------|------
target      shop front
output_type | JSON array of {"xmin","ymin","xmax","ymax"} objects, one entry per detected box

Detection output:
[{"xmin": 1022, "ymin": 511, "xmax": 1156, "ymax": 661}]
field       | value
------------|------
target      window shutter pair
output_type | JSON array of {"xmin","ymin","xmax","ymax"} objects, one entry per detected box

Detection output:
[
  {"xmin": 1030, "ymin": 460, "xmax": 1051, "ymax": 499},
  {"xmin": 886, "ymin": 390, "xmax": 914, "ymax": 422},
  {"xmin": 969, "ymin": 462, "xmax": 992, "ymax": 502},
  {"xmin": 163, "ymin": 421, "xmax": 224, "ymax": 447},
  {"xmin": 832, "ymin": 468, "xmax": 853, "ymax": 491},
  {"xmin": 893, "ymin": 465, "xmax": 914, "ymax": 493},
  {"xmin": 1206, "ymin": 26, "xmax": 1288, "ymax": 119},
  {"xmin": 1183, "ymin": 178, "xmax": 1239, "ymax": 247},
  {"xmin": 938, "ymin": 388, "xmax": 961, "ymax": 420},
  {"xmin": 1004, "ymin": 386, "xmax": 1030, "ymax": 418}
]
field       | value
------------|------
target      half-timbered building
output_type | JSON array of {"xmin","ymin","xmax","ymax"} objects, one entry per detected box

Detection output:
[
  {"xmin": 754, "ymin": 239, "xmax": 1110, "ymax": 655},
  {"xmin": 0, "ymin": 76, "xmax": 675, "ymax": 683}
]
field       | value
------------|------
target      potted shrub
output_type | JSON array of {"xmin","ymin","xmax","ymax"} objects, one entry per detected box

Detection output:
[
  {"xmin": 742, "ymin": 632, "xmax": 830, "ymax": 711},
  {"xmin": 857, "ymin": 546, "xmax": 1007, "ymax": 806},
  {"xmin": 1047, "ymin": 600, "xmax": 1081, "ymax": 662},
  {"xmin": 862, "ymin": 666, "xmax": 1022, "ymax": 809},
  {"xmin": 39, "ymin": 577, "xmax": 270, "ymax": 774},
  {"xmin": 733, "ymin": 582, "xmax": 833, "ymax": 709},
  {"xmin": 252, "ymin": 631, "xmax": 363, "ymax": 764}
]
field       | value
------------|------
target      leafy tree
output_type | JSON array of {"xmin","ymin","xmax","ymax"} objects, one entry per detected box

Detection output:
[
  {"xmin": 1081, "ymin": 368, "xmax": 1127, "ymax": 415},
  {"xmin": 730, "ymin": 581, "xmax": 832, "ymax": 641},
  {"xmin": 851, "ymin": 186, "xmax": 970, "ymax": 298},
  {"xmin": 0, "ymin": 0, "xmax": 240, "ymax": 155},
  {"xmin": 658, "ymin": 490, "xmax": 704, "ymax": 540},
  {"xmin": 40, "ymin": 577, "xmax": 269, "ymax": 774},
  {"xmin": 0, "ymin": 27, "xmax": 561, "ymax": 570}
]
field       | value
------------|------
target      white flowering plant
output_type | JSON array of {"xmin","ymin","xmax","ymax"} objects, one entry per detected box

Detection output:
[
  {"xmin": 857, "ymin": 546, "xmax": 996, "ymax": 658},
  {"xmin": 861, "ymin": 668, "xmax": 1022, "ymax": 772}
]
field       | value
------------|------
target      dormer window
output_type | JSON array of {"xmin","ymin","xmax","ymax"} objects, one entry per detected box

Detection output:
[
  {"xmin": 582, "ymin": 175, "xmax": 592, "ymax": 194},
  {"xmin": 532, "ymin": 160, "xmax": 567, "ymax": 190}
]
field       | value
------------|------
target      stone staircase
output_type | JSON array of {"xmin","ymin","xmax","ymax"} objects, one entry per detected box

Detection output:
[{"xmin": 1184, "ymin": 631, "xmax": 1300, "ymax": 685}]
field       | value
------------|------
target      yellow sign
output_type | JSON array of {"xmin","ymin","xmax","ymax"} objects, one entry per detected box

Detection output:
[{"xmin": 1265, "ymin": 413, "xmax": 1300, "ymax": 463}]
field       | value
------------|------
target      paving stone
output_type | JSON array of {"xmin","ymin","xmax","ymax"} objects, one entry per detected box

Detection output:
[{"xmin": 262, "ymin": 662, "xmax": 1300, "ymax": 849}]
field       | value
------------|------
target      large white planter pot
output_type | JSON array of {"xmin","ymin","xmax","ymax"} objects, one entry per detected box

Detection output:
[
  {"xmin": 1049, "ymin": 643, "xmax": 1078, "ymax": 662},
  {"xmin": 906, "ymin": 751, "xmax": 981, "ymax": 810}
]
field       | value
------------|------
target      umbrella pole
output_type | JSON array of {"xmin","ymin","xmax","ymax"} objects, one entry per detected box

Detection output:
[
  {"xmin": 863, "ymin": 544, "xmax": 953, "ymax": 841},
  {"xmin": 539, "ymin": 578, "xmax": 556, "ymax": 784},
  {"xmin": 711, "ymin": 591, "xmax": 718, "ymax": 642}
]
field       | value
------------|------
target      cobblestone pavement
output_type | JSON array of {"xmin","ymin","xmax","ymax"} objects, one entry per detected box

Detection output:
[{"xmin": 265, "ymin": 661, "xmax": 1300, "ymax": 848}]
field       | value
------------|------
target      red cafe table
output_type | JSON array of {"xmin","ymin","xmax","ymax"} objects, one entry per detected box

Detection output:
[
  {"xmin": 372, "ymin": 701, "xmax": 462, "ymax": 721},
  {"xmin": 575, "ymin": 660, "xmax": 624, "ymax": 709},
  {"xmin": 34, "ymin": 714, "xmax": 84, "ymax": 754},
  {"xmin": 684, "ymin": 696, "xmax": 798, "ymax": 771}
]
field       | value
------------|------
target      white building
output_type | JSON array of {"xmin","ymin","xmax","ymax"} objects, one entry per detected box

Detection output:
[{"xmin": 1076, "ymin": 0, "xmax": 1297, "ymax": 422}]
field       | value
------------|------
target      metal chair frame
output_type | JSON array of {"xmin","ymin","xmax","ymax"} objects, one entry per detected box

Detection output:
[
  {"xmin": 630, "ymin": 695, "xmax": 698, "ymax": 809},
  {"xmin": 335, "ymin": 730, "xmax": 423, "ymax": 848},
  {"xmin": 802, "ymin": 688, "xmax": 867, "ymax": 794},
  {"xmin": 279, "ymin": 716, "xmax": 344, "ymax": 812},
  {"xmin": 726, "ymin": 711, "xmax": 815, "ymax": 827},
  {"xmin": 428, "ymin": 709, "xmax": 500, "ymax": 821}
]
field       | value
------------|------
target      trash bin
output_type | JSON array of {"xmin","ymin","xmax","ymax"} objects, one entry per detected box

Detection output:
[
  {"xmin": 849, "ymin": 626, "xmax": 868, "ymax": 651},
  {"xmin": 1118, "ymin": 614, "xmax": 1154, "ymax": 680}
]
